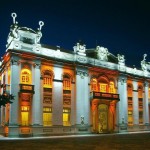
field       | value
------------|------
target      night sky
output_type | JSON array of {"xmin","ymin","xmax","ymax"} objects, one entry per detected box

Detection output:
[{"xmin": 0, "ymin": 0, "xmax": 150, "ymax": 68}]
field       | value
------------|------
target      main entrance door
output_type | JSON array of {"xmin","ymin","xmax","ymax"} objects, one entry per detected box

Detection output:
[{"xmin": 98, "ymin": 104, "xmax": 108, "ymax": 133}]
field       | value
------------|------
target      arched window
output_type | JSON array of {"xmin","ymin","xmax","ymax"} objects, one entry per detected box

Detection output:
[
  {"xmin": 21, "ymin": 69, "xmax": 32, "ymax": 84},
  {"xmin": 109, "ymin": 81, "xmax": 116, "ymax": 93},
  {"xmin": 91, "ymin": 78, "xmax": 97, "ymax": 91},
  {"xmin": 43, "ymin": 70, "xmax": 53, "ymax": 88},
  {"xmin": 63, "ymin": 74, "xmax": 71, "ymax": 90}
]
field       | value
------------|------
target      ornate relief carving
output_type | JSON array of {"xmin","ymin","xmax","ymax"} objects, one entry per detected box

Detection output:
[
  {"xmin": 76, "ymin": 70, "xmax": 88, "ymax": 79},
  {"xmin": 33, "ymin": 44, "xmax": 41, "ymax": 53},
  {"xmin": 76, "ymin": 55, "xmax": 87, "ymax": 64}
]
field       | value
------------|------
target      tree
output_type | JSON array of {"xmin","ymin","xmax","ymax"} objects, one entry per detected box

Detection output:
[{"xmin": 0, "ymin": 93, "xmax": 15, "ymax": 108}]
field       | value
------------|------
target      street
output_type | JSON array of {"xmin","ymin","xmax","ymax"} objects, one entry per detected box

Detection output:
[{"xmin": 0, "ymin": 131, "xmax": 150, "ymax": 150}]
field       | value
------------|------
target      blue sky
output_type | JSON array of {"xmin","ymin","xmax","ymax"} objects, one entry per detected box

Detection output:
[{"xmin": 0, "ymin": 0, "xmax": 150, "ymax": 68}]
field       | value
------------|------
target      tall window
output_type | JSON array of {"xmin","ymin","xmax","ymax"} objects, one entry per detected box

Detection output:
[
  {"xmin": 43, "ymin": 70, "xmax": 53, "ymax": 126},
  {"xmin": 91, "ymin": 78, "xmax": 97, "ymax": 91},
  {"xmin": 7, "ymin": 70, "xmax": 11, "ymax": 84},
  {"xmin": 43, "ymin": 71, "xmax": 52, "ymax": 88},
  {"xmin": 109, "ymin": 81, "xmax": 116, "ymax": 93},
  {"xmin": 63, "ymin": 75, "xmax": 71, "ymax": 90},
  {"xmin": 21, "ymin": 69, "xmax": 31, "ymax": 84},
  {"xmin": 63, "ymin": 108, "xmax": 71, "ymax": 126},
  {"xmin": 21, "ymin": 106, "xmax": 29, "ymax": 126},
  {"xmin": 138, "ymin": 86, "xmax": 143, "ymax": 124},
  {"xmin": 127, "ymin": 84, "xmax": 133, "ymax": 125},
  {"xmin": 63, "ymin": 74, "xmax": 71, "ymax": 126},
  {"xmin": 43, "ymin": 107, "xmax": 52, "ymax": 126}
]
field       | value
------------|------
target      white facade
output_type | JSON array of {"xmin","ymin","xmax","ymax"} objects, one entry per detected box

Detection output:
[{"xmin": 0, "ymin": 13, "xmax": 150, "ymax": 137}]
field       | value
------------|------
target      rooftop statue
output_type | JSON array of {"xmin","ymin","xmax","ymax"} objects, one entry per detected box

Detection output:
[
  {"xmin": 73, "ymin": 42, "xmax": 86, "ymax": 56},
  {"xmin": 141, "ymin": 54, "xmax": 147, "ymax": 71},
  {"xmin": 96, "ymin": 46, "xmax": 109, "ymax": 61},
  {"xmin": 117, "ymin": 54, "xmax": 125, "ymax": 65},
  {"xmin": 6, "ymin": 13, "xmax": 19, "ymax": 48},
  {"xmin": 36, "ymin": 21, "xmax": 44, "ymax": 44}
]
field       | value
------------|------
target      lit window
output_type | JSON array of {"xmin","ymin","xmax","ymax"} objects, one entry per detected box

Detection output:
[
  {"xmin": 43, "ymin": 71, "xmax": 53, "ymax": 88},
  {"xmin": 21, "ymin": 69, "xmax": 31, "ymax": 84},
  {"xmin": 138, "ymin": 86, "xmax": 143, "ymax": 125},
  {"xmin": 127, "ymin": 84, "xmax": 133, "ymax": 125},
  {"xmin": 21, "ymin": 106, "xmax": 29, "ymax": 126},
  {"xmin": 63, "ymin": 75, "xmax": 71, "ymax": 90},
  {"xmin": 8, "ymin": 70, "xmax": 11, "ymax": 84},
  {"xmin": 63, "ymin": 108, "xmax": 71, "ymax": 126},
  {"xmin": 43, "ymin": 107, "xmax": 52, "ymax": 126},
  {"xmin": 91, "ymin": 78, "xmax": 97, "ymax": 91},
  {"xmin": 100, "ymin": 83, "xmax": 107, "ymax": 93},
  {"xmin": 109, "ymin": 81, "xmax": 116, "ymax": 93}
]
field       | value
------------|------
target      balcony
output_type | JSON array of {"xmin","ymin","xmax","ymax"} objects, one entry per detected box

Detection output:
[
  {"xmin": 90, "ymin": 91, "xmax": 120, "ymax": 101},
  {"xmin": 19, "ymin": 84, "xmax": 35, "ymax": 94}
]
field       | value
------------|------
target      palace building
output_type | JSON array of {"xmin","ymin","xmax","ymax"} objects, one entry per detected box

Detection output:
[{"xmin": 0, "ymin": 13, "xmax": 150, "ymax": 137}]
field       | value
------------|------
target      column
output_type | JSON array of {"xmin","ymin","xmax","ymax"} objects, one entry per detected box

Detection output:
[
  {"xmin": 133, "ymin": 80, "xmax": 139, "ymax": 125},
  {"xmin": 75, "ymin": 67, "xmax": 90, "ymax": 126},
  {"xmin": 9, "ymin": 57, "xmax": 20, "ymax": 126},
  {"xmin": 117, "ymin": 76, "xmax": 128, "ymax": 127},
  {"xmin": 52, "ymin": 66, "xmax": 63, "ymax": 125},
  {"xmin": 32, "ymin": 62, "xmax": 42, "ymax": 125},
  {"xmin": 143, "ymin": 81, "xmax": 149, "ymax": 125}
]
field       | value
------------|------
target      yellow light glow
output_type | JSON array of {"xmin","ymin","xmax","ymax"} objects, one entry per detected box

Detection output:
[{"xmin": 21, "ymin": 69, "xmax": 32, "ymax": 84}]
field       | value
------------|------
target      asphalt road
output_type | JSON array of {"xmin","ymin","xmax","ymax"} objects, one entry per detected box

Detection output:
[{"xmin": 0, "ymin": 132, "xmax": 150, "ymax": 150}]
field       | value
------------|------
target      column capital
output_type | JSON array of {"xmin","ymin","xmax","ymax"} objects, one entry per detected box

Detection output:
[
  {"xmin": 144, "ymin": 81, "xmax": 149, "ymax": 87},
  {"xmin": 33, "ymin": 63, "xmax": 41, "ymax": 69},
  {"xmin": 76, "ymin": 67, "xmax": 88, "ymax": 79},
  {"xmin": 11, "ymin": 59, "xmax": 19, "ymax": 66},
  {"xmin": 76, "ymin": 70, "xmax": 88, "ymax": 79},
  {"xmin": 118, "ymin": 76, "xmax": 127, "ymax": 85}
]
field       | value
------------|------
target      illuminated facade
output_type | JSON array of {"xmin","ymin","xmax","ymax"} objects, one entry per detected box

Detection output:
[{"xmin": 0, "ymin": 13, "xmax": 150, "ymax": 137}]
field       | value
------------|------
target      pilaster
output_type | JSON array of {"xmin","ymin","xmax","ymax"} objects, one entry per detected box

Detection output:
[
  {"xmin": 75, "ymin": 67, "xmax": 90, "ymax": 127},
  {"xmin": 52, "ymin": 66, "xmax": 63, "ymax": 125},
  {"xmin": 133, "ymin": 80, "xmax": 139, "ymax": 125},
  {"xmin": 117, "ymin": 75, "xmax": 128, "ymax": 130},
  {"xmin": 9, "ymin": 56, "xmax": 20, "ymax": 126},
  {"xmin": 143, "ymin": 81, "xmax": 149, "ymax": 125},
  {"xmin": 32, "ymin": 61, "xmax": 42, "ymax": 125}
]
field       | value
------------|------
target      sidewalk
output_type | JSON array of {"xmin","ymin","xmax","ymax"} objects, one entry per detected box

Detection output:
[{"xmin": 0, "ymin": 130, "xmax": 150, "ymax": 140}]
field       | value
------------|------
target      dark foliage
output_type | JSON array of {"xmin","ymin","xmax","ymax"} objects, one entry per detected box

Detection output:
[{"xmin": 0, "ymin": 93, "xmax": 15, "ymax": 107}]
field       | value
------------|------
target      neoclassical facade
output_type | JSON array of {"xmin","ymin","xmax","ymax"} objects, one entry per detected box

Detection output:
[{"xmin": 0, "ymin": 13, "xmax": 150, "ymax": 137}]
